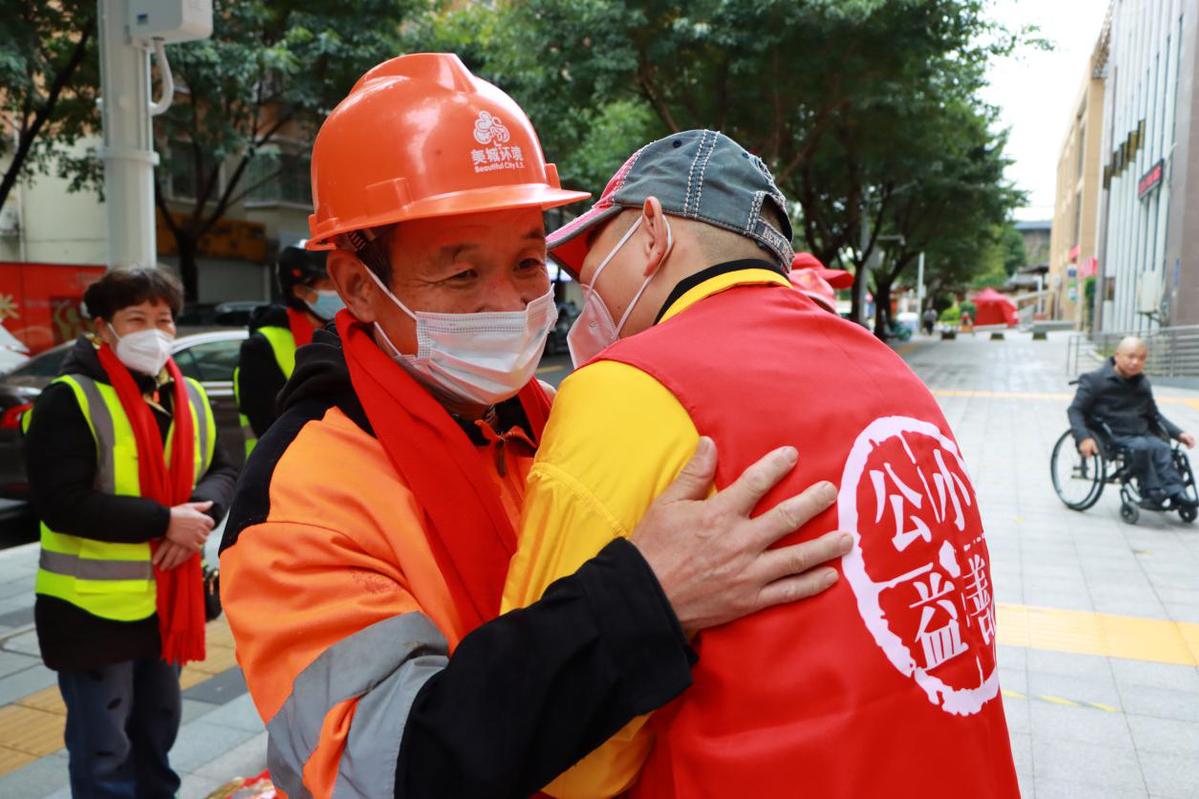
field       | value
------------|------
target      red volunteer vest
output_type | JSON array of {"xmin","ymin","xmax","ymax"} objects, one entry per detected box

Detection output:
[{"xmin": 600, "ymin": 281, "xmax": 1019, "ymax": 798}]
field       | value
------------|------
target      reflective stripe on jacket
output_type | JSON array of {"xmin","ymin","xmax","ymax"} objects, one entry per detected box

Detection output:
[{"xmin": 33, "ymin": 373, "xmax": 215, "ymax": 622}]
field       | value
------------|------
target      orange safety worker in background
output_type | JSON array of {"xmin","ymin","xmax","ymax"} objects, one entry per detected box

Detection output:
[
  {"xmin": 219, "ymin": 54, "xmax": 851, "ymax": 798},
  {"xmin": 503, "ymin": 130, "xmax": 1020, "ymax": 798}
]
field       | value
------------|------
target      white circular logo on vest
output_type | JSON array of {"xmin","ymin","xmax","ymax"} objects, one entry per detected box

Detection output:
[{"xmin": 838, "ymin": 415, "xmax": 1000, "ymax": 716}]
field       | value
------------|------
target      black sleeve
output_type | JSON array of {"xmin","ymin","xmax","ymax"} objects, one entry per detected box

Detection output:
[
  {"xmin": 237, "ymin": 334, "xmax": 288, "ymax": 438},
  {"xmin": 395, "ymin": 538, "xmax": 694, "ymax": 799},
  {"xmin": 1148, "ymin": 389, "xmax": 1184, "ymax": 440},
  {"xmin": 24, "ymin": 382, "xmax": 170, "ymax": 543},
  {"xmin": 1067, "ymin": 375, "xmax": 1096, "ymax": 444},
  {"xmin": 190, "ymin": 437, "xmax": 239, "ymax": 523}
]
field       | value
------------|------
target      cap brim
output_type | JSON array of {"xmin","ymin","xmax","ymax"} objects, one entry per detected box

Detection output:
[
  {"xmin": 547, "ymin": 203, "xmax": 626, "ymax": 277},
  {"xmin": 818, "ymin": 268, "xmax": 853, "ymax": 289}
]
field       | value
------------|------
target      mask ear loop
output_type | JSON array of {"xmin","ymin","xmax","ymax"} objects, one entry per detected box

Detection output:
[
  {"xmin": 614, "ymin": 218, "xmax": 672, "ymax": 336},
  {"xmin": 580, "ymin": 217, "xmax": 643, "ymax": 306}
]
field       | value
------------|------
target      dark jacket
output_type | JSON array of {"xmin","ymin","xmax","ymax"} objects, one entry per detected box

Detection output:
[
  {"xmin": 221, "ymin": 328, "xmax": 695, "ymax": 798},
  {"xmin": 1067, "ymin": 358, "xmax": 1183, "ymax": 444},
  {"xmin": 24, "ymin": 335, "xmax": 239, "ymax": 671},
  {"xmin": 236, "ymin": 304, "xmax": 292, "ymax": 438}
]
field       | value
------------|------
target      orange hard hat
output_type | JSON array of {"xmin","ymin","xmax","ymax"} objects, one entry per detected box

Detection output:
[
  {"xmin": 307, "ymin": 53, "xmax": 590, "ymax": 249},
  {"xmin": 789, "ymin": 267, "xmax": 838, "ymax": 314}
]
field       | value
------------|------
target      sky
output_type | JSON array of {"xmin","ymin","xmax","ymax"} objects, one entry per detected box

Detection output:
[{"xmin": 981, "ymin": 0, "xmax": 1111, "ymax": 222}]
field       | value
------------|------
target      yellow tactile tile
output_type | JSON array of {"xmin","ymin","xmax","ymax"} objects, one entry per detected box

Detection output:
[
  {"xmin": 930, "ymin": 388, "xmax": 1199, "ymax": 412},
  {"xmin": 188, "ymin": 644, "xmax": 240, "ymax": 676},
  {"xmin": 0, "ymin": 745, "xmax": 37, "ymax": 775},
  {"xmin": 0, "ymin": 704, "xmax": 65, "ymax": 756},
  {"xmin": 998, "ymin": 602, "xmax": 1199, "ymax": 666},
  {"xmin": 15, "ymin": 686, "xmax": 66, "ymax": 715},
  {"xmin": 179, "ymin": 664, "xmax": 210, "ymax": 690},
  {"xmin": 206, "ymin": 617, "xmax": 236, "ymax": 649}
]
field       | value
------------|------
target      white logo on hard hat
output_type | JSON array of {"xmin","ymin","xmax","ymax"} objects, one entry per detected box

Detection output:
[
  {"xmin": 470, "ymin": 111, "xmax": 524, "ymax": 174},
  {"xmin": 473, "ymin": 111, "xmax": 510, "ymax": 145}
]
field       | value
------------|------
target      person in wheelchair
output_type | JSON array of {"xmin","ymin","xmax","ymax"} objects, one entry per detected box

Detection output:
[{"xmin": 1068, "ymin": 336, "xmax": 1198, "ymax": 509}]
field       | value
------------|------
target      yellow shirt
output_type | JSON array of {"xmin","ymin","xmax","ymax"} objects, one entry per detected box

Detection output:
[{"xmin": 502, "ymin": 267, "xmax": 792, "ymax": 799}]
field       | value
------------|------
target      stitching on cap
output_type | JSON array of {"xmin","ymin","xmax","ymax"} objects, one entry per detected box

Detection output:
[
  {"xmin": 748, "ymin": 191, "xmax": 765, "ymax": 233},
  {"xmin": 693, "ymin": 131, "xmax": 719, "ymax": 216},
  {"xmin": 684, "ymin": 133, "xmax": 705, "ymax": 217}
]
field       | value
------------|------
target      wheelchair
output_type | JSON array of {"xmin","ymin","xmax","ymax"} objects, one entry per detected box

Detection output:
[{"xmin": 1051, "ymin": 420, "xmax": 1198, "ymax": 525}]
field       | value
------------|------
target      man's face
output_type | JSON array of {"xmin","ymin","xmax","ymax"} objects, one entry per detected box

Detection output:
[
  {"xmin": 1114, "ymin": 344, "xmax": 1148, "ymax": 378},
  {"xmin": 575, "ymin": 211, "xmax": 650, "ymax": 330},
  {"xmin": 370, "ymin": 207, "xmax": 549, "ymax": 355}
]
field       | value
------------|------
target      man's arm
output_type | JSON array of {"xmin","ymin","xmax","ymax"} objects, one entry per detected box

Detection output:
[
  {"xmin": 236, "ymin": 335, "xmax": 288, "ymax": 438},
  {"xmin": 1067, "ymin": 374, "xmax": 1097, "ymax": 446}
]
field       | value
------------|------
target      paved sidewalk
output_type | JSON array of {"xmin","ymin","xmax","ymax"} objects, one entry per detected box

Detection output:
[
  {"xmin": 905, "ymin": 330, "xmax": 1199, "ymax": 799},
  {"xmin": 0, "ymin": 536, "xmax": 266, "ymax": 799},
  {"xmin": 0, "ymin": 330, "xmax": 1195, "ymax": 797}
]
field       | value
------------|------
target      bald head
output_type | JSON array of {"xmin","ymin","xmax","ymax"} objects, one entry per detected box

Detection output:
[{"xmin": 1113, "ymin": 336, "xmax": 1148, "ymax": 379}]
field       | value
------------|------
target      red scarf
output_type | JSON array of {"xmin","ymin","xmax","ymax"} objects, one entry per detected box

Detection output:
[
  {"xmin": 336, "ymin": 311, "xmax": 551, "ymax": 635},
  {"xmin": 96, "ymin": 343, "xmax": 206, "ymax": 665},
  {"xmin": 287, "ymin": 307, "xmax": 317, "ymax": 347}
]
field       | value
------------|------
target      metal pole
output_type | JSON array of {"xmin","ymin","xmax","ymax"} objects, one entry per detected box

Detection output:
[
  {"xmin": 916, "ymin": 251, "xmax": 925, "ymax": 311},
  {"xmin": 856, "ymin": 200, "xmax": 870, "ymax": 326},
  {"xmin": 98, "ymin": 0, "xmax": 158, "ymax": 270}
]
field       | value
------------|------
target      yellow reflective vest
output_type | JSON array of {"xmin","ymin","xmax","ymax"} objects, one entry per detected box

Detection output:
[
  {"xmin": 31, "ymin": 374, "xmax": 216, "ymax": 622},
  {"xmin": 233, "ymin": 325, "xmax": 296, "ymax": 455}
]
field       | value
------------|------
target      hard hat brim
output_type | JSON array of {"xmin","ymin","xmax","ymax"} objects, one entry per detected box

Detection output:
[{"xmin": 308, "ymin": 183, "xmax": 591, "ymax": 250}]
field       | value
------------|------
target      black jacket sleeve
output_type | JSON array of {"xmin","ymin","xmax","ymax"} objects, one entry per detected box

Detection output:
[
  {"xmin": 237, "ymin": 334, "xmax": 288, "ymax": 439},
  {"xmin": 395, "ymin": 538, "xmax": 694, "ymax": 799},
  {"xmin": 24, "ymin": 382, "xmax": 170, "ymax": 544},
  {"xmin": 190, "ymin": 438, "xmax": 239, "ymax": 523},
  {"xmin": 1148, "ymin": 391, "xmax": 1184, "ymax": 440},
  {"xmin": 1067, "ymin": 374, "xmax": 1097, "ymax": 444}
]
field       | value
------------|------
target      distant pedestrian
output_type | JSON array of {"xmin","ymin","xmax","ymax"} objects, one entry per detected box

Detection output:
[
  {"xmin": 922, "ymin": 306, "xmax": 937, "ymax": 335},
  {"xmin": 23, "ymin": 267, "xmax": 237, "ymax": 798}
]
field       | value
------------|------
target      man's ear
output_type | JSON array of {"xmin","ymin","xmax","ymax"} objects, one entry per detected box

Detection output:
[
  {"xmin": 327, "ymin": 250, "xmax": 378, "ymax": 323},
  {"xmin": 640, "ymin": 197, "xmax": 673, "ymax": 277}
]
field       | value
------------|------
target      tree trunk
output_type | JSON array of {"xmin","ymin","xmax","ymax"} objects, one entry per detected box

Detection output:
[
  {"xmin": 176, "ymin": 234, "xmax": 200, "ymax": 303},
  {"xmin": 873, "ymin": 276, "xmax": 894, "ymax": 340},
  {"xmin": 849, "ymin": 262, "xmax": 865, "ymax": 327}
]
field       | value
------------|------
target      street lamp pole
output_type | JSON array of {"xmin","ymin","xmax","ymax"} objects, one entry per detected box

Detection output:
[{"xmin": 916, "ymin": 251, "xmax": 925, "ymax": 311}]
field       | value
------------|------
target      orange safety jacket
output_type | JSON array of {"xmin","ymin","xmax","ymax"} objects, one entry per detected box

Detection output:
[
  {"xmin": 594, "ymin": 281, "xmax": 1020, "ymax": 798},
  {"xmin": 219, "ymin": 329, "xmax": 695, "ymax": 798}
]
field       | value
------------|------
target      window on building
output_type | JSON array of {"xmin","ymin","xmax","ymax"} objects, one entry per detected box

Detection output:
[
  {"xmin": 163, "ymin": 140, "xmax": 198, "ymax": 201},
  {"xmin": 246, "ymin": 148, "xmax": 312, "ymax": 207},
  {"xmin": 1104, "ymin": 277, "xmax": 1116, "ymax": 303}
]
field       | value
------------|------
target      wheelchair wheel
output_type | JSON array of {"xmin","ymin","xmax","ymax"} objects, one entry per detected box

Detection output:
[
  {"xmin": 1181, "ymin": 505, "xmax": 1197, "ymax": 524},
  {"xmin": 1120, "ymin": 502, "xmax": 1140, "ymax": 524},
  {"xmin": 1051, "ymin": 430, "xmax": 1105, "ymax": 510}
]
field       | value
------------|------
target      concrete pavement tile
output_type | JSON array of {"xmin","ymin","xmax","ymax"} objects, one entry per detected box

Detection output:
[
  {"xmin": 1026, "ymin": 649, "xmax": 1112, "ymax": 679},
  {"xmin": 180, "ymin": 698, "xmax": 218, "ymax": 725},
  {"xmin": 1000, "ymin": 667, "xmax": 1028, "ymax": 694},
  {"xmin": 1162, "ymin": 601, "xmax": 1199, "ymax": 624},
  {"xmin": 1002, "ymin": 697, "xmax": 1030, "ymax": 734},
  {"xmin": 997, "ymin": 644, "xmax": 1028, "ymax": 670},
  {"xmin": 0, "ymin": 663, "xmax": 56, "ymax": 706},
  {"xmin": 0, "ymin": 649, "xmax": 39, "ymax": 679},
  {"xmin": 1093, "ymin": 597, "xmax": 1170, "ymax": 618},
  {"xmin": 170, "ymin": 721, "xmax": 259, "ymax": 775},
  {"xmin": 181, "ymin": 667, "xmax": 247, "ymax": 706},
  {"xmin": 1016, "ymin": 771, "xmax": 1034, "ymax": 799},
  {"xmin": 1027, "ymin": 671, "xmax": 1122, "ymax": 708},
  {"xmin": 179, "ymin": 773, "xmax": 224, "ymax": 799},
  {"xmin": 1125, "ymin": 714, "xmax": 1199, "ymax": 756},
  {"xmin": 1029, "ymin": 701, "xmax": 1135, "ymax": 748},
  {"xmin": 1031, "ymin": 739, "xmax": 1146, "ymax": 794},
  {"xmin": 1110, "ymin": 659, "xmax": 1199, "ymax": 694},
  {"xmin": 1034, "ymin": 777, "xmax": 1147, "ymax": 798},
  {"xmin": 1021, "ymin": 590, "xmax": 1095, "ymax": 612},
  {"xmin": 0, "ymin": 754, "xmax": 69, "ymax": 798},
  {"xmin": 192, "ymin": 731, "xmax": 267, "ymax": 780},
  {"xmin": 1, "ymin": 629, "xmax": 41, "ymax": 657},
  {"xmin": 1009, "ymin": 731, "xmax": 1032, "ymax": 778},
  {"xmin": 1138, "ymin": 750, "xmax": 1199, "ymax": 798},
  {"xmin": 1119, "ymin": 685, "xmax": 1199, "ymax": 722},
  {"xmin": 196, "ymin": 694, "xmax": 264, "ymax": 735}
]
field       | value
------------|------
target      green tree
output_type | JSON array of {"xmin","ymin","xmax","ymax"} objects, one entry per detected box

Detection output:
[{"xmin": 0, "ymin": 1, "xmax": 98, "ymax": 216}]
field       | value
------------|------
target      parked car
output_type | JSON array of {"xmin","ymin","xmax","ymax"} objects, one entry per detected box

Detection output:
[{"xmin": 0, "ymin": 328, "xmax": 249, "ymax": 500}]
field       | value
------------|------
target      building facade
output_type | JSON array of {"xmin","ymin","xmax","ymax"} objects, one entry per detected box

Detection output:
[
  {"xmin": 1093, "ymin": 0, "xmax": 1193, "ymax": 333},
  {"xmin": 1049, "ymin": 43, "xmax": 1106, "ymax": 328}
]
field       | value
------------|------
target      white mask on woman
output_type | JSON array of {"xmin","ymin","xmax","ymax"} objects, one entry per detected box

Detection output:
[
  {"xmin": 108, "ymin": 324, "xmax": 174, "ymax": 376},
  {"xmin": 363, "ymin": 268, "xmax": 558, "ymax": 407}
]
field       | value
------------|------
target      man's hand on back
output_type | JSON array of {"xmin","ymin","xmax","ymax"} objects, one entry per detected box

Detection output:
[{"xmin": 631, "ymin": 437, "xmax": 852, "ymax": 636}]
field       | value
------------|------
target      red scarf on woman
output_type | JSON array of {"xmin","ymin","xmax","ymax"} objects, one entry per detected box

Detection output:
[
  {"xmin": 96, "ymin": 343, "xmax": 206, "ymax": 665},
  {"xmin": 287, "ymin": 307, "xmax": 317, "ymax": 347},
  {"xmin": 336, "ymin": 311, "xmax": 551, "ymax": 635}
]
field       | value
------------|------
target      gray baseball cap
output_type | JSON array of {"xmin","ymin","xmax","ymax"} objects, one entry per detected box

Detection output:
[{"xmin": 548, "ymin": 129, "xmax": 794, "ymax": 275}]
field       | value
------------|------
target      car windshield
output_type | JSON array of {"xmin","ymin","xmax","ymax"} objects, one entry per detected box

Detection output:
[{"xmin": 6, "ymin": 347, "xmax": 69, "ymax": 379}]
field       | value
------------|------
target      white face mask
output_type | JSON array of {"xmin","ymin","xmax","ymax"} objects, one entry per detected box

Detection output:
[
  {"xmin": 306, "ymin": 290, "xmax": 345, "ymax": 322},
  {"xmin": 108, "ymin": 324, "xmax": 174, "ymax": 376},
  {"xmin": 363, "ymin": 269, "xmax": 558, "ymax": 407},
  {"xmin": 567, "ymin": 217, "xmax": 671, "ymax": 367}
]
